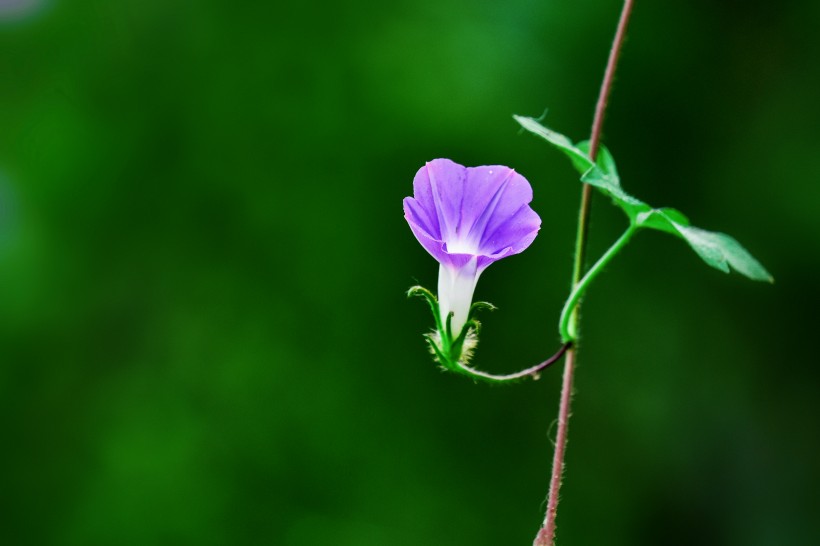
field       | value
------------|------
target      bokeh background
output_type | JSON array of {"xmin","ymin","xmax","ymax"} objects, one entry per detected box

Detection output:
[{"xmin": 1, "ymin": 0, "xmax": 818, "ymax": 544}]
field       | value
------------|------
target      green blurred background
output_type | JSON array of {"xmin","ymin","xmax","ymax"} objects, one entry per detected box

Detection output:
[{"xmin": 1, "ymin": 0, "xmax": 818, "ymax": 544}]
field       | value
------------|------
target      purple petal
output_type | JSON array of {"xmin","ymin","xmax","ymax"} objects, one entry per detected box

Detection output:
[
  {"xmin": 405, "ymin": 158, "xmax": 540, "ymax": 270},
  {"xmin": 410, "ymin": 158, "xmax": 467, "ymax": 241},
  {"xmin": 459, "ymin": 166, "xmax": 521, "ymax": 244},
  {"xmin": 479, "ymin": 201, "xmax": 541, "ymax": 256},
  {"xmin": 404, "ymin": 206, "xmax": 445, "ymax": 262},
  {"xmin": 403, "ymin": 196, "xmax": 438, "ymax": 241},
  {"xmin": 404, "ymin": 201, "xmax": 477, "ymax": 269}
]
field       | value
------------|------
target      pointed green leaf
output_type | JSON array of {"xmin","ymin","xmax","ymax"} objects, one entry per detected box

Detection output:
[
  {"xmin": 577, "ymin": 140, "xmax": 620, "ymax": 186},
  {"xmin": 577, "ymin": 142, "xmax": 651, "ymax": 218},
  {"xmin": 514, "ymin": 115, "xmax": 594, "ymax": 172},
  {"xmin": 513, "ymin": 115, "xmax": 771, "ymax": 283},
  {"xmin": 584, "ymin": 175, "xmax": 650, "ymax": 218},
  {"xmin": 635, "ymin": 207, "xmax": 690, "ymax": 235},
  {"xmin": 712, "ymin": 233, "xmax": 773, "ymax": 283},
  {"xmin": 515, "ymin": 115, "xmax": 649, "ymax": 220},
  {"xmin": 634, "ymin": 210, "xmax": 771, "ymax": 281},
  {"xmin": 578, "ymin": 140, "xmax": 619, "ymax": 180},
  {"xmin": 670, "ymin": 224, "xmax": 773, "ymax": 282}
]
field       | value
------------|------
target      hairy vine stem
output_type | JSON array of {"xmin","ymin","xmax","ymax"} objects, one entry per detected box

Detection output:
[
  {"xmin": 558, "ymin": 224, "xmax": 637, "ymax": 342},
  {"xmin": 455, "ymin": 341, "xmax": 572, "ymax": 383},
  {"xmin": 532, "ymin": 1, "xmax": 635, "ymax": 544}
]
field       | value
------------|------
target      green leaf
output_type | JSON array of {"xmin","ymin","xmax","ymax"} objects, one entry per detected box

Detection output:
[
  {"xmin": 583, "ymin": 173, "xmax": 650, "ymax": 218},
  {"xmin": 634, "ymin": 207, "xmax": 690, "ymax": 235},
  {"xmin": 514, "ymin": 114, "xmax": 772, "ymax": 282},
  {"xmin": 514, "ymin": 115, "xmax": 650, "ymax": 220},
  {"xmin": 577, "ymin": 141, "xmax": 651, "ymax": 218},
  {"xmin": 514, "ymin": 115, "xmax": 594, "ymax": 173},
  {"xmin": 635, "ymin": 209, "xmax": 771, "ymax": 281},
  {"xmin": 576, "ymin": 140, "xmax": 619, "ymax": 185},
  {"xmin": 578, "ymin": 140, "xmax": 618, "ymax": 180},
  {"xmin": 671, "ymin": 224, "xmax": 774, "ymax": 282}
]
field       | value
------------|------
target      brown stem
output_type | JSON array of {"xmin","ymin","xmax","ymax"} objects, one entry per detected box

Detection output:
[
  {"xmin": 533, "ymin": 1, "xmax": 635, "ymax": 545},
  {"xmin": 588, "ymin": 0, "xmax": 634, "ymax": 163},
  {"xmin": 533, "ymin": 347, "xmax": 576, "ymax": 546}
]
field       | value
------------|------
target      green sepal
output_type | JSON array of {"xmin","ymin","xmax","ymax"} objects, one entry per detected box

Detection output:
[
  {"xmin": 448, "ymin": 319, "xmax": 482, "ymax": 375},
  {"xmin": 407, "ymin": 285, "xmax": 443, "ymax": 333},
  {"xmin": 410, "ymin": 284, "xmax": 569, "ymax": 384},
  {"xmin": 469, "ymin": 318, "xmax": 482, "ymax": 336},
  {"xmin": 444, "ymin": 311, "xmax": 454, "ymax": 345},
  {"xmin": 423, "ymin": 332, "xmax": 451, "ymax": 368},
  {"xmin": 449, "ymin": 317, "xmax": 472, "ymax": 356},
  {"xmin": 409, "ymin": 285, "xmax": 492, "ymax": 371},
  {"xmin": 469, "ymin": 300, "xmax": 497, "ymax": 318}
]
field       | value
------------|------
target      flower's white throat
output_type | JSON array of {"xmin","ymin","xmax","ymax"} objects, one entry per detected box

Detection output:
[
  {"xmin": 443, "ymin": 237, "xmax": 479, "ymax": 256},
  {"xmin": 438, "ymin": 259, "xmax": 481, "ymax": 338}
]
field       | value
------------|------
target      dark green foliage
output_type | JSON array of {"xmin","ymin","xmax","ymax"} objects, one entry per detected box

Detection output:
[{"xmin": 515, "ymin": 115, "xmax": 773, "ymax": 282}]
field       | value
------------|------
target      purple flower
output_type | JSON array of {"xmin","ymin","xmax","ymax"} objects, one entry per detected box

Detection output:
[{"xmin": 404, "ymin": 158, "xmax": 541, "ymax": 337}]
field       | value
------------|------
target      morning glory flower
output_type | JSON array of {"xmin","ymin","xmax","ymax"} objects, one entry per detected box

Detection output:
[{"xmin": 404, "ymin": 158, "xmax": 541, "ymax": 365}]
